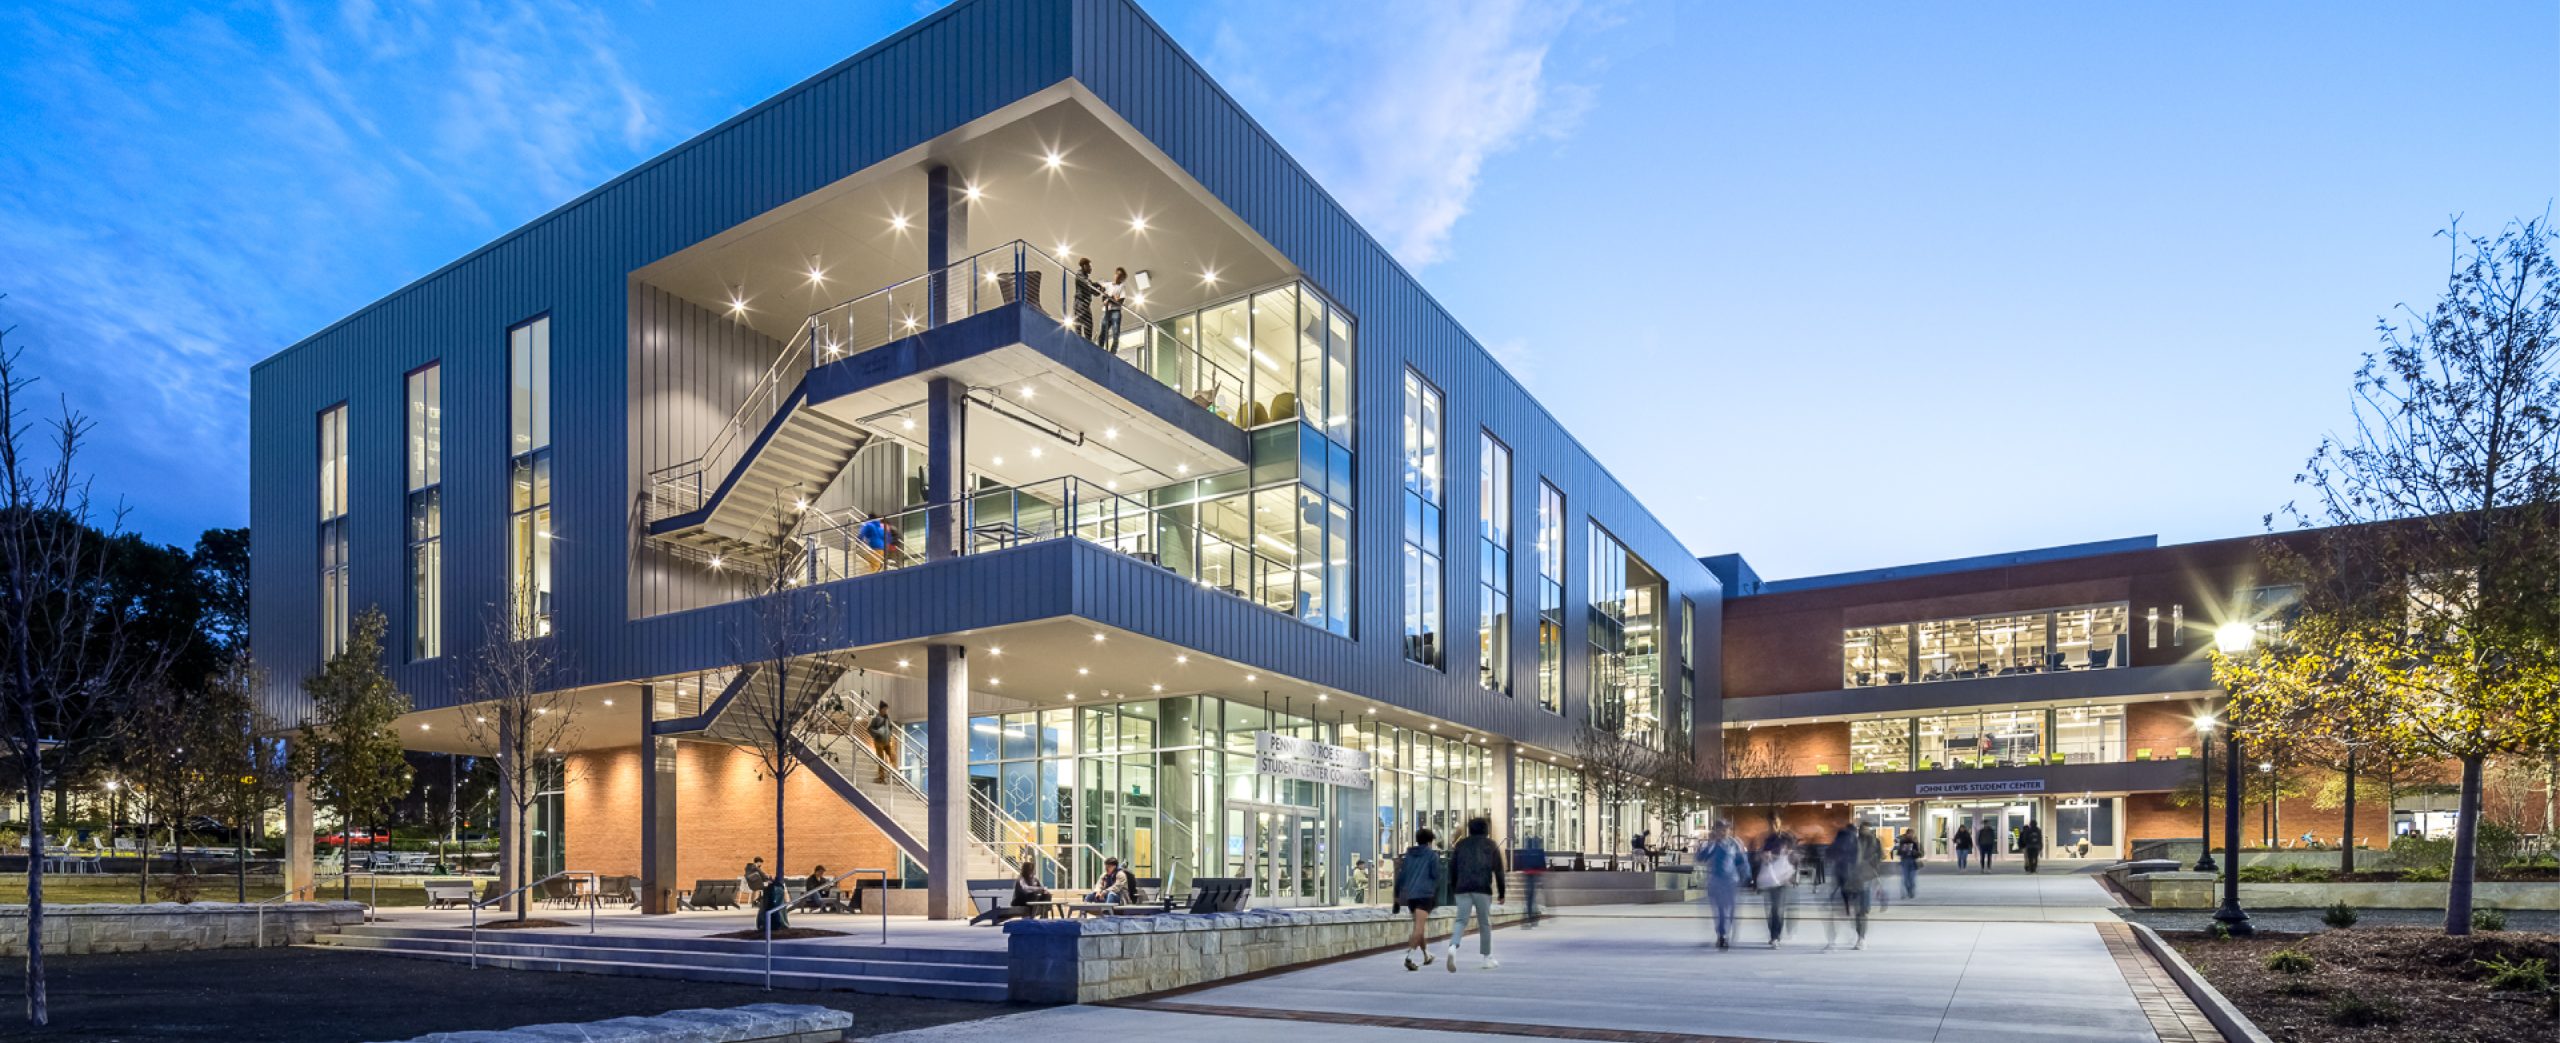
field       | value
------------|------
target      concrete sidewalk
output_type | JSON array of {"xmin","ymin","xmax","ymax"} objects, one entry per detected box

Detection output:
[{"xmin": 874, "ymin": 869, "xmax": 2163, "ymax": 1043}]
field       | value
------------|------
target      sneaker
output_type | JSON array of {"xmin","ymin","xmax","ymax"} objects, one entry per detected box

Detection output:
[
  {"xmin": 1445, "ymin": 948, "xmax": 1458, "ymax": 973},
  {"xmin": 1480, "ymin": 957, "xmax": 1501, "ymax": 970},
  {"xmin": 1404, "ymin": 949, "xmax": 1419, "ymax": 971},
  {"xmin": 1717, "ymin": 937, "xmax": 1730, "ymax": 950},
  {"xmin": 1422, "ymin": 949, "xmax": 1435, "ymax": 967}
]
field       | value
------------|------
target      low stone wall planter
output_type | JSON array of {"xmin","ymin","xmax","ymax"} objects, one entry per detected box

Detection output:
[
  {"xmin": 2123, "ymin": 872, "xmax": 2560, "ymax": 910},
  {"xmin": 0, "ymin": 901, "xmax": 367, "ymax": 955},
  {"xmin": 1007, "ymin": 904, "xmax": 1527, "ymax": 1003},
  {"xmin": 370, "ymin": 1003, "xmax": 852, "ymax": 1043}
]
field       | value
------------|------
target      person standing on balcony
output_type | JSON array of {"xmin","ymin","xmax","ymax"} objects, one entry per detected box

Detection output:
[
  {"xmin": 1096, "ymin": 267, "xmax": 1129, "ymax": 348},
  {"xmin": 1073, "ymin": 257, "xmax": 1098, "ymax": 339},
  {"xmin": 857, "ymin": 513, "xmax": 889, "ymax": 572},
  {"xmin": 866, "ymin": 701, "xmax": 898, "ymax": 783}
]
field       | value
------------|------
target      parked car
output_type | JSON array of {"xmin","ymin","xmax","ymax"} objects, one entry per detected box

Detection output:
[{"xmin": 317, "ymin": 829, "xmax": 390, "ymax": 847}]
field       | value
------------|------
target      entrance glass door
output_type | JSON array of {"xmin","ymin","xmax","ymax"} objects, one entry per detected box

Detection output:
[
  {"xmin": 1226, "ymin": 801, "xmax": 1327, "ymax": 907},
  {"xmin": 1926, "ymin": 800, "xmax": 2038, "ymax": 854}
]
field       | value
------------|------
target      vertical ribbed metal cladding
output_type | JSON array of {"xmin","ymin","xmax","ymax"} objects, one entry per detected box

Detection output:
[
  {"xmin": 249, "ymin": 0, "xmax": 1074, "ymax": 721},
  {"xmin": 1065, "ymin": 0, "xmax": 1721, "ymax": 751}
]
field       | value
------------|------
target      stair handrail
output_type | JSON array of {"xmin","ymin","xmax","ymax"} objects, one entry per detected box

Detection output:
[
  {"xmin": 806, "ymin": 724, "xmax": 1021, "ymax": 875},
  {"xmin": 468, "ymin": 869, "xmax": 600, "ymax": 968},
  {"xmin": 758, "ymin": 866, "xmax": 889, "ymax": 989},
  {"xmin": 252, "ymin": 871, "xmax": 384, "ymax": 947}
]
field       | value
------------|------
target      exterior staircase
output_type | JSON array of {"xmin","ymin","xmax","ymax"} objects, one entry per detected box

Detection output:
[
  {"xmin": 648, "ymin": 404, "xmax": 874, "ymax": 564},
  {"xmin": 792, "ymin": 732, "xmax": 1011, "ymax": 881},
  {"xmin": 303, "ymin": 923, "xmax": 1007, "ymax": 1000},
  {"xmin": 658, "ymin": 658, "xmax": 854, "ymax": 748}
]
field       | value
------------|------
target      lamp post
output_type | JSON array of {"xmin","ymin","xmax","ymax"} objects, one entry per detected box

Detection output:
[
  {"xmin": 2193, "ymin": 714, "xmax": 2218, "ymax": 873},
  {"xmin": 2211, "ymin": 622, "xmax": 2256, "ymax": 936}
]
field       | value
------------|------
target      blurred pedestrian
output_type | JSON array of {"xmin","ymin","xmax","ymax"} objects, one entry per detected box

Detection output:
[
  {"xmin": 1952, "ymin": 824, "xmax": 1972, "ymax": 869},
  {"xmin": 1756, "ymin": 831, "xmax": 1798, "ymax": 947},
  {"xmin": 1697, "ymin": 821, "xmax": 1748, "ymax": 950},
  {"xmin": 1974, "ymin": 822, "xmax": 1998, "ymax": 873},
  {"xmin": 1445, "ymin": 817, "xmax": 1505, "ymax": 970},
  {"xmin": 1394, "ymin": 828, "xmax": 1444, "ymax": 971},
  {"xmin": 1895, "ymin": 831, "xmax": 1923, "ymax": 899},
  {"xmin": 1517, "ymin": 836, "xmax": 1548, "ymax": 928},
  {"xmin": 1823, "ymin": 825, "xmax": 1873, "ymax": 950}
]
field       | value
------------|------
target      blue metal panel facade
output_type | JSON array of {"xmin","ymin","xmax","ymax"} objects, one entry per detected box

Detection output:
[{"xmin": 249, "ymin": 0, "xmax": 1721, "ymax": 759}]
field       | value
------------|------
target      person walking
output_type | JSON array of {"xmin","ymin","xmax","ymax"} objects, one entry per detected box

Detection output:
[
  {"xmin": 1973, "ymin": 821, "xmax": 1998, "ymax": 873},
  {"xmin": 1394, "ymin": 828, "xmax": 1445, "ymax": 970},
  {"xmin": 1823, "ymin": 824, "xmax": 1873, "ymax": 950},
  {"xmin": 1859, "ymin": 822, "xmax": 1888, "ymax": 912},
  {"xmin": 865, "ymin": 700, "xmax": 898, "ymax": 782},
  {"xmin": 1756, "ymin": 830, "xmax": 1798, "ymax": 947},
  {"xmin": 1517, "ymin": 836, "xmax": 1548, "ymax": 928},
  {"xmin": 1951, "ymin": 823, "xmax": 1972, "ymax": 870},
  {"xmin": 1894, "ymin": 831, "xmax": 1923, "ymax": 899},
  {"xmin": 2019, "ymin": 820, "xmax": 2045, "ymax": 873},
  {"xmin": 1697, "ymin": 821, "xmax": 1748, "ymax": 950},
  {"xmin": 1445, "ymin": 817, "xmax": 1506, "ymax": 970}
]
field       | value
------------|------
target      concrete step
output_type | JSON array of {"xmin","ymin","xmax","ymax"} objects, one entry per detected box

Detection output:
[
  {"xmin": 302, "ymin": 942, "xmax": 1008, "ymax": 1002},
  {"xmin": 310, "ymin": 932, "xmax": 1005, "ymax": 983},
  {"xmin": 329, "ymin": 923, "xmax": 1004, "ymax": 966}
]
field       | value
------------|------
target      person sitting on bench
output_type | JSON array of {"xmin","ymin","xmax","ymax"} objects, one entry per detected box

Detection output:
[
  {"xmin": 971, "ymin": 862, "xmax": 1050, "ymax": 925},
  {"xmin": 1086, "ymin": 858, "xmax": 1131, "ymax": 903}
]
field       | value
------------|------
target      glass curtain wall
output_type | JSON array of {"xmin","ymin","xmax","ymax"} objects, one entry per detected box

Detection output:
[
  {"xmin": 1400, "ymin": 370, "xmax": 1445, "ymax": 667},
  {"xmin": 1851, "ymin": 706, "xmax": 2130, "ymax": 770},
  {"xmin": 1535, "ymin": 482, "xmax": 1566, "ymax": 714},
  {"xmin": 318, "ymin": 404, "xmax": 349, "ymax": 657},
  {"xmin": 1917, "ymin": 710, "xmax": 2047, "ymax": 768},
  {"xmin": 508, "ymin": 317, "xmax": 554, "ymax": 635},
  {"xmin": 1845, "ymin": 604, "xmax": 2129, "ymax": 688},
  {"xmin": 1478, "ymin": 433, "xmax": 1512, "ymax": 693},
  {"xmin": 1512, "ymin": 757, "xmax": 1585, "ymax": 852},
  {"xmin": 1345, "ymin": 720, "xmax": 1493, "ymax": 863},
  {"xmin": 405, "ymin": 364, "xmax": 442, "ymax": 661},
  {"xmin": 1851, "ymin": 719, "xmax": 1914, "ymax": 773},
  {"xmin": 1140, "ymin": 421, "xmax": 1350, "ymax": 636},
  {"xmin": 1587, "ymin": 524, "xmax": 1665, "ymax": 747}
]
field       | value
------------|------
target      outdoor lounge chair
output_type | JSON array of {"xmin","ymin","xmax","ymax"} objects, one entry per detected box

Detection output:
[
  {"xmin": 966, "ymin": 878, "xmax": 1020, "ymax": 925},
  {"xmin": 1180, "ymin": 877, "xmax": 1250, "ymax": 914},
  {"xmin": 423, "ymin": 880, "xmax": 474, "ymax": 909},
  {"xmin": 595, "ymin": 875, "xmax": 638, "ymax": 908},
  {"xmin": 687, "ymin": 879, "xmax": 739, "ymax": 909}
]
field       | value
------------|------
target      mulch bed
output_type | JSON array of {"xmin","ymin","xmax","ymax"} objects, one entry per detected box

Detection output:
[
  {"xmin": 476, "ymin": 918, "xmax": 577, "ymax": 930},
  {"xmin": 703, "ymin": 926, "xmax": 848, "ymax": 940},
  {"xmin": 2168, "ymin": 926, "xmax": 2559, "ymax": 1043}
]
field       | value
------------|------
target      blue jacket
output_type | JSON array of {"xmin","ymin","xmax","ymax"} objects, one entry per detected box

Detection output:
[
  {"xmin": 1392, "ymin": 845, "xmax": 1444, "ymax": 903},
  {"xmin": 1697, "ymin": 837, "xmax": 1749, "ymax": 884}
]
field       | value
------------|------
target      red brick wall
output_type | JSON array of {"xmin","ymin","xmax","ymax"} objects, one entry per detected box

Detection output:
[
  {"xmin": 1726, "ymin": 723, "xmax": 1850, "ymax": 776},
  {"xmin": 564, "ymin": 741, "xmax": 900, "ymax": 888},
  {"xmin": 2126, "ymin": 788, "xmax": 2394, "ymax": 849}
]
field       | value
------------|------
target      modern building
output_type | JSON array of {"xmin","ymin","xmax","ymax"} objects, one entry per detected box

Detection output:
[
  {"xmin": 250, "ymin": 0, "xmax": 1720, "ymax": 917},
  {"xmin": 1705, "ymin": 534, "xmax": 2403, "ymax": 861}
]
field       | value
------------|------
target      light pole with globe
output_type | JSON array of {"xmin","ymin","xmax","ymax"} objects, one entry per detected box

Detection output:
[
  {"xmin": 2210, "ymin": 621, "xmax": 2258, "ymax": 936},
  {"xmin": 2192, "ymin": 713, "xmax": 2218, "ymax": 873}
]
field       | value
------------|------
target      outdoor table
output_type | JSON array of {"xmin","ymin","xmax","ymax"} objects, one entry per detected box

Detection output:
[{"xmin": 1066, "ymin": 902, "xmax": 1117, "ymax": 918}]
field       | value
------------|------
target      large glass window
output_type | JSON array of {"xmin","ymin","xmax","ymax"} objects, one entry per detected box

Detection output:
[
  {"xmin": 406, "ymin": 364, "xmax": 442, "ymax": 660},
  {"xmin": 318, "ymin": 403, "xmax": 349, "ymax": 657},
  {"xmin": 1916, "ymin": 709, "xmax": 2047, "ymax": 768},
  {"xmin": 1844, "ymin": 604, "xmax": 2129, "ymax": 688},
  {"xmin": 2053, "ymin": 705, "xmax": 2126, "ymax": 763},
  {"xmin": 1478, "ymin": 433, "xmax": 1511, "ymax": 693},
  {"xmin": 1137, "ymin": 421, "xmax": 1349, "ymax": 637},
  {"xmin": 1401, "ymin": 370, "xmax": 1443, "ymax": 667},
  {"xmin": 1511, "ymin": 756, "xmax": 1584, "ymax": 851},
  {"xmin": 1535, "ymin": 481, "xmax": 1565, "ymax": 714},
  {"xmin": 1850, "ymin": 719, "xmax": 1912, "ymax": 773},
  {"xmin": 1587, "ymin": 523, "xmax": 1664, "ymax": 747},
  {"xmin": 508, "ymin": 317, "xmax": 553, "ymax": 635}
]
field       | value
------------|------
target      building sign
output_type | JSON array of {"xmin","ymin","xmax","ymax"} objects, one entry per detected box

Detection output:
[
  {"xmin": 1913, "ymin": 779, "xmax": 2046, "ymax": 797},
  {"xmin": 1255, "ymin": 731, "xmax": 1371, "ymax": 789}
]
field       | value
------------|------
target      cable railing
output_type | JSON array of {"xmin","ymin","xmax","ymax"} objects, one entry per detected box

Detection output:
[
  {"xmin": 646, "ymin": 240, "xmax": 1252, "ymax": 522},
  {"xmin": 468, "ymin": 870, "xmax": 600, "ymax": 968},
  {"xmin": 759, "ymin": 866, "xmax": 889, "ymax": 989},
  {"xmin": 794, "ymin": 476, "xmax": 1310, "ymax": 621}
]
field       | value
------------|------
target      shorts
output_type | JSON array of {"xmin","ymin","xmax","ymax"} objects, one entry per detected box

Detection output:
[{"xmin": 1401, "ymin": 899, "xmax": 1438, "ymax": 913}]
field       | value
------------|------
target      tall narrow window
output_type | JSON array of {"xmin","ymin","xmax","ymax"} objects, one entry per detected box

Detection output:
[
  {"xmin": 318, "ymin": 404, "xmax": 350, "ymax": 657},
  {"xmin": 1535, "ymin": 480, "xmax": 1565, "ymax": 713},
  {"xmin": 509, "ymin": 317, "xmax": 553, "ymax": 635},
  {"xmin": 1400, "ymin": 370, "xmax": 1444, "ymax": 667},
  {"xmin": 406, "ymin": 364, "xmax": 443, "ymax": 659},
  {"xmin": 1678, "ymin": 596, "xmax": 1697, "ymax": 742},
  {"xmin": 1478, "ymin": 432, "xmax": 1511, "ymax": 692}
]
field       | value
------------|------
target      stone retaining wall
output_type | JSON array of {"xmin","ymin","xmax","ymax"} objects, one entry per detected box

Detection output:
[
  {"xmin": 372, "ymin": 1003, "xmax": 851, "ymax": 1043},
  {"xmin": 2122, "ymin": 871, "xmax": 2560, "ymax": 910},
  {"xmin": 1007, "ymin": 905, "xmax": 1526, "ymax": 1003},
  {"xmin": 0, "ymin": 901, "xmax": 367, "ymax": 955}
]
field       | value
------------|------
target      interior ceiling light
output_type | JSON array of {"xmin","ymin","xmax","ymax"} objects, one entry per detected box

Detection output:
[
  {"xmin": 1150, "ymin": 683, "xmax": 1163, "ymax": 692},
  {"xmin": 897, "ymin": 658, "xmax": 911, "ymax": 668},
  {"xmin": 1176, "ymin": 463, "xmax": 1189, "ymax": 475},
  {"xmin": 1041, "ymin": 149, "xmax": 1064, "ymax": 171},
  {"xmin": 1128, "ymin": 215, "xmax": 1148, "ymax": 234},
  {"xmin": 602, "ymin": 699, "xmax": 614, "ymax": 707},
  {"xmin": 806, "ymin": 265, "xmax": 826, "ymax": 284},
  {"xmin": 889, "ymin": 212, "xmax": 911, "ymax": 232},
  {"xmin": 988, "ymin": 646, "xmax": 1003, "ymax": 656},
  {"xmin": 963, "ymin": 183, "xmax": 984, "ymax": 202}
]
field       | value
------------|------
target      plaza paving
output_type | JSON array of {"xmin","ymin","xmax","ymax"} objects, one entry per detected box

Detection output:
[{"xmin": 874, "ymin": 866, "xmax": 2186, "ymax": 1043}]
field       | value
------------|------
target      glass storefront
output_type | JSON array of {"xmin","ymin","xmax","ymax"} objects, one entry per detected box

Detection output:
[
  {"xmin": 1848, "ymin": 705, "xmax": 2134, "ymax": 771},
  {"xmin": 1511, "ymin": 757, "xmax": 1584, "ymax": 853}
]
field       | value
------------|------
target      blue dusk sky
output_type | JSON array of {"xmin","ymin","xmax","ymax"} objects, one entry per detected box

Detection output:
[{"xmin": 1, "ymin": 1, "xmax": 2552, "ymax": 579}]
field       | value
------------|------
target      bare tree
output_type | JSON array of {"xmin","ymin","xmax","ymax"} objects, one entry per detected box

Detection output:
[
  {"xmin": 724, "ymin": 513, "xmax": 843, "ymax": 908},
  {"xmin": 1575, "ymin": 721, "xmax": 1659, "ymax": 862},
  {"xmin": 1691, "ymin": 733, "xmax": 1797, "ymax": 832},
  {"xmin": 452, "ymin": 591, "xmax": 574, "ymax": 919},
  {"xmin": 0, "ymin": 340, "xmax": 169, "ymax": 1026}
]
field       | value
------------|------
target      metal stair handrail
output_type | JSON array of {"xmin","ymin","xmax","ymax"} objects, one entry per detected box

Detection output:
[
  {"xmin": 758, "ymin": 866, "xmax": 890, "ymax": 989},
  {"xmin": 468, "ymin": 869, "xmax": 600, "ymax": 968}
]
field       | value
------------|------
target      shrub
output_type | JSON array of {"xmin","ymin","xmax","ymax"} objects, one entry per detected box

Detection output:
[
  {"xmin": 2471, "ymin": 907, "xmax": 2507, "ymax": 932},
  {"xmin": 2264, "ymin": 949, "xmax": 2317, "ymax": 975},
  {"xmin": 2473, "ymin": 821, "xmax": 2522, "ymax": 873},
  {"xmin": 2326, "ymin": 994, "xmax": 2404, "ymax": 1027},
  {"xmin": 2391, "ymin": 833, "xmax": 2454, "ymax": 873},
  {"xmin": 2400, "ymin": 865, "xmax": 2449, "ymax": 882},
  {"xmin": 2276, "ymin": 979, "xmax": 2327, "ymax": 998},
  {"xmin": 2237, "ymin": 865, "xmax": 2284, "ymax": 883},
  {"xmin": 2321, "ymin": 901, "xmax": 2359, "ymax": 929},
  {"xmin": 2209, "ymin": 921, "xmax": 2233, "ymax": 941},
  {"xmin": 2477, "ymin": 955, "xmax": 2550, "ymax": 992}
]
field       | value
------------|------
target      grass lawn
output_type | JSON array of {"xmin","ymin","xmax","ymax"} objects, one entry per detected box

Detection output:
[{"xmin": 0, "ymin": 875, "xmax": 437, "ymax": 907}]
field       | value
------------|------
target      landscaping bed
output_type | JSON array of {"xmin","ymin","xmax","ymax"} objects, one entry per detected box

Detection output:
[{"xmin": 2167, "ymin": 927, "xmax": 2558, "ymax": 1043}]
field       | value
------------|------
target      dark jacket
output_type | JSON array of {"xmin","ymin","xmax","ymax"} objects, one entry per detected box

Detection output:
[
  {"xmin": 1952, "ymin": 829, "xmax": 1973, "ymax": 851},
  {"xmin": 1392, "ymin": 845, "xmax": 1444, "ymax": 904},
  {"xmin": 1449, "ymin": 835, "xmax": 1507, "ymax": 900},
  {"xmin": 1895, "ymin": 835, "xmax": 1923, "ymax": 864},
  {"xmin": 1974, "ymin": 825, "xmax": 1998, "ymax": 854},
  {"xmin": 2018, "ymin": 823, "xmax": 2045, "ymax": 854}
]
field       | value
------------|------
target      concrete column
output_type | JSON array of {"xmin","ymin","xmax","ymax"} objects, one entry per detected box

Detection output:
[
  {"xmin": 925, "ymin": 377, "xmax": 968, "ymax": 561},
  {"xmin": 640, "ymin": 685, "xmax": 680, "ymax": 914},
  {"xmin": 284, "ymin": 773, "xmax": 315, "ymax": 896},
  {"xmin": 924, "ymin": 643, "xmax": 971, "ymax": 919},
  {"xmin": 925, "ymin": 164, "xmax": 970, "ymax": 325}
]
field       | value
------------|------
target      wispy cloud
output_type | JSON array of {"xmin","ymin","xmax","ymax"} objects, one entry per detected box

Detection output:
[
  {"xmin": 0, "ymin": 0, "xmax": 664, "ymax": 540},
  {"xmin": 1199, "ymin": 0, "xmax": 1589, "ymax": 268}
]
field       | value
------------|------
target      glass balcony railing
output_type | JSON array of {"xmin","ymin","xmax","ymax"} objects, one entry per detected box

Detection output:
[
  {"xmin": 790, "ymin": 476, "xmax": 1312, "ymax": 620},
  {"xmin": 645, "ymin": 241, "xmax": 1252, "ymax": 522}
]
